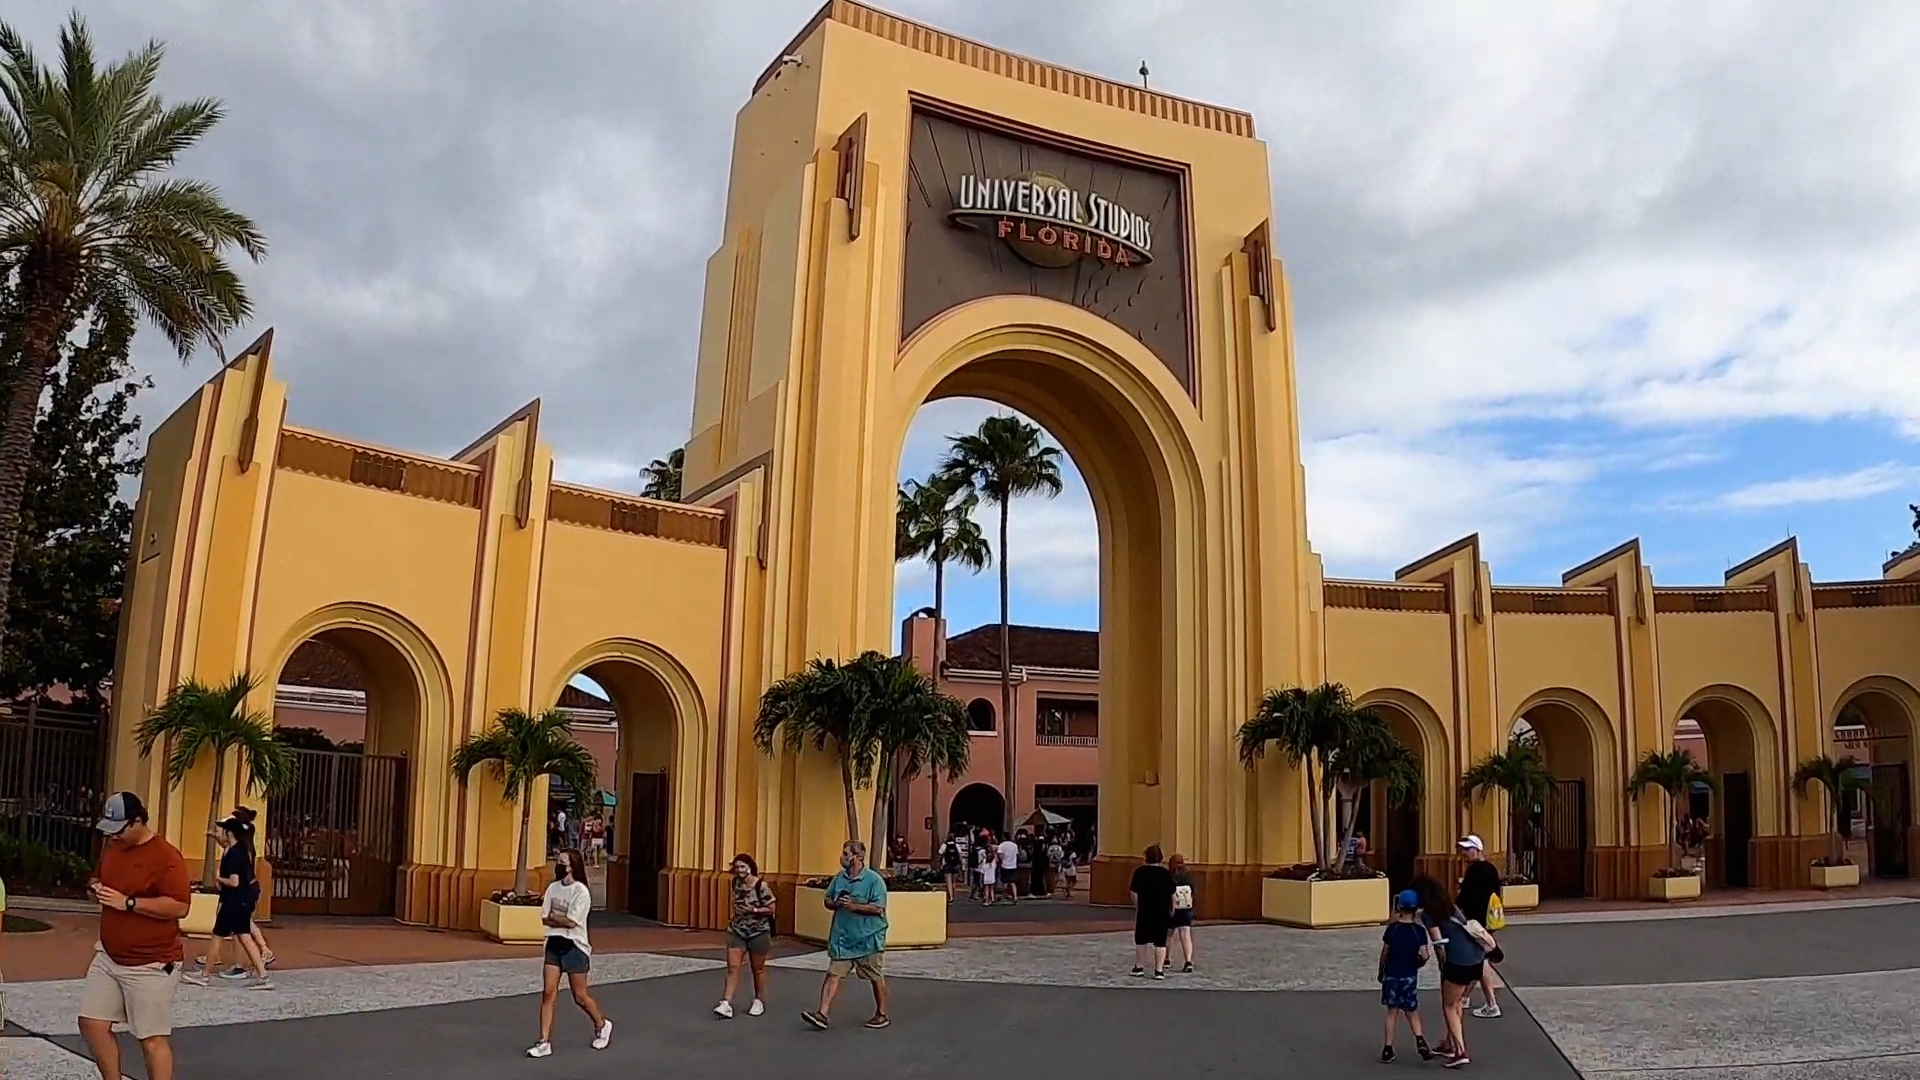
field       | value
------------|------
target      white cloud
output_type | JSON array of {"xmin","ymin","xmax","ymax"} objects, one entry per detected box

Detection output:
[
  {"xmin": 1303, "ymin": 433, "xmax": 1594, "ymax": 574},
  {"xmin": 1717, "ymin": 464, "xmax": 1920, "ymax": 510}
]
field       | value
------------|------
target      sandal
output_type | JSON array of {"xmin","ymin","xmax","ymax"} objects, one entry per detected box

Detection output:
[{"xmin": 864, "ymin": 1014, "xmax": 891, "ymax": 1029}]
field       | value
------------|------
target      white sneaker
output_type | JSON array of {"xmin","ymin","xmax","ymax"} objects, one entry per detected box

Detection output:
[
  {"xmin": 526, "ymin": 1041, "xmax": 552, "ymax": 1058},
  {"xmin": 247, "ymin": 976, "xmax": 274, "ymax": 991},
  {"xmin": 592, "ymin": 1020, "xmax": 613, "ymax": 1050},
  {"xmin": 714, "ymin": 1000, "xmax": 734, "ymax": 1019},
  {"xmin": 1471, "ymin": 1004, "xmax": 1502, "ymax": 1019},
  {"xmin": 748, "ymin": 999, "xmax": 765, "ymax": 1017}
]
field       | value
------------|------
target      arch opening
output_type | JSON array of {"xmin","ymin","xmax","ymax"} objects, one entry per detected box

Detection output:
[
  {"xmin": 1511, "ymin": 689, "xmax": 1618, "ymax": 900},
  {"xmin": 1672, "ymin": 687, "xmax": 1780, "ymax": 890},
  {"xmin": 1833, "ymin": 680, "xmax": 1917, "ymax": 879},
  {"xmin": 266, "ymin": 626, "xmax": 424, "ymax": 918},
  {"xmin": 948, "ymin": 783, "xmax": 1006, "ymax": 839},
  {"xmin": 543, "ymin": 647, "xmax": 692, "ymax": 921},
  {"xmin": 887, "ymin": 307, "xmax": 1203, "ymax": 901}
]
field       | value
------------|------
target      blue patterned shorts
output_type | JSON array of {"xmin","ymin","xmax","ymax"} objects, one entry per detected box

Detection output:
[{"xmin": 1380, "ymin": 975, "xmax": 1419, "ymax": 1012}]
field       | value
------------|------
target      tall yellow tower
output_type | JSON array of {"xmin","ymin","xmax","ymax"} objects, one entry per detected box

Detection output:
[{"xmin": 682, "ymin": 1, "xmax": 1323, "ymax": 910}]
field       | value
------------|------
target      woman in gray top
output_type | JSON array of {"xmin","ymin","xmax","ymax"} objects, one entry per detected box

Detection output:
[{"xmin": 715, "ymin": 853, "xmax": 776, "ymax": 1019}]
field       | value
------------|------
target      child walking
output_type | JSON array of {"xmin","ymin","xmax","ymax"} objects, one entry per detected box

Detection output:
[{"xmin": 1378, "ymin": 889, "xmax": 1433, "ymax": 1063}]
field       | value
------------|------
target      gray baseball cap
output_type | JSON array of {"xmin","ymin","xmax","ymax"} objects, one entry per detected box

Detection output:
[{"xmin": 96, "ymin": 791, "xmax": 148, "ymax": 835}]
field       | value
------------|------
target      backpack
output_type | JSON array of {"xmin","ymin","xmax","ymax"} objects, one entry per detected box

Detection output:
[
  {"xmin": 1485, "ymin": 893, "xmax": 1506, "ymax": 931},
  {"xmin": 1172, "ymin": 883, "xmax": 1194, "ymax": 910}
]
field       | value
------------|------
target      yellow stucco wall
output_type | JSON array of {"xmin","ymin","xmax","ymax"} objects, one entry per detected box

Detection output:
[{"xmin": 109, "ymin": 1, "xmax": 1920, "ymax": 924}]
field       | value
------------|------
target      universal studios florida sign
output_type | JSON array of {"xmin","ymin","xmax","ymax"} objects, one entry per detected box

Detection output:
[{"xmin": 950, "ymin": 172, "xmax": 1155, "ymax": 268}]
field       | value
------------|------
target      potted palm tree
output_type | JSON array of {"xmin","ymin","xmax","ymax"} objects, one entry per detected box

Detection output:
[
  {"xmin": 758, "ymin": 652, "xmax": 969, "ymax": 948},
  {"xmin": 450, "ymin": 708, "xmax": 599, "ymax": 943},
  {"xmin": 895, "ymin": 472, "xmax": 991, "ymax": 854},
  {"xmin": 1792, "ymin": 754, "xmax": 1868, "ymax": 889},
  {"xmin": 1627, "ymin": 749, "xmax": 1714, "ymax": 901},
  {"xmin": 1239, "ymin": 683, "xmax": 1408, "ymax": 928},
  {"xmin": 135, "ymin": 674, "xmax": 295, "ymax": 935},
  {"xmin": 1460, "ymin": 735, "xmax": 1557, "ymax": 910},
  {"xmin": 938, "ymin": 415, "xmax": 1064, "ymax": 834}
]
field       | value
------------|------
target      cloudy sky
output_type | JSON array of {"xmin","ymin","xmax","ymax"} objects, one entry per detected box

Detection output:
[{"xmin": 11, "ymin": 1, "xmax": 1919, "ymax": 638}]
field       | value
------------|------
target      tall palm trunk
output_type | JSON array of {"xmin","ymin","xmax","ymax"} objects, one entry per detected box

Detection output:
[
  {"xmin": 871, "ymin": 767, "xmax": 891, "ymax": 868},
  {"xmin": 929, "ymin": 554, "xmax": 947, "ymax": 859},
  {"xmin": 514, "ymin": 786, "xmax": 533, "ymax": 895},
  {"xmin": 1669, "ymin": 791, "xmax": 1682, "ymax": 870},
  {"xmin": 0, "ymin": 265, "xmax": 80, "ymax": 652},
  {"xmin": 997, "ymin": 499, "xmax": 1015, "ymax": 834},
  {"xmin": 839, "ymin": 755, "xmax": 860, "ymax": 845},
  {"xmin": 1305, "ymin": 757, "xmax": 1326, "ymax": 872},
  {"xmin": 202, "ymin": 746, "xmax": 228, "ymax": 889}
]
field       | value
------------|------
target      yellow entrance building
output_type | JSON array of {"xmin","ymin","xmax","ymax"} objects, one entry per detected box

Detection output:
[{"xmin": 108, "ymin": 1, "xmax": 1920, "ymax": 927}]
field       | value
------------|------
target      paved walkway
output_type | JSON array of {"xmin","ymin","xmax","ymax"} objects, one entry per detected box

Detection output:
[{"xmin": 7, "ymin": 894, "xmax": 1919, "ymax": 1077}]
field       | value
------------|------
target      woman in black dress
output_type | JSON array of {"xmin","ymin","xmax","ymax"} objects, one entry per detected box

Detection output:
[{"xmin": 1128, "ymin": 845, "xmax": 1175, "ymax": 979}]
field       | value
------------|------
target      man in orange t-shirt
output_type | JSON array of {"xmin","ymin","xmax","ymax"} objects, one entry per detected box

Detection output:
[{"xmin": 79, "ymin": 791, "xmax": 191, "ymax": 1080}]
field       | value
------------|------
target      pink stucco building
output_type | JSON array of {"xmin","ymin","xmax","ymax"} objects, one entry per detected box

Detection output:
[{"xmin": 893, "ymin": 614, "xmax": 1099, "ymax": 860}]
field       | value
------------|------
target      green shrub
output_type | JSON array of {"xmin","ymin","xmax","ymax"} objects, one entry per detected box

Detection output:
[{"xmin": 0, "ymin": 833, "xmax": 94, "ymax": 892}]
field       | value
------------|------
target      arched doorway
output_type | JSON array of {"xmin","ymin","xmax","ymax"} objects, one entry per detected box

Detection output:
[
  {"xmin": 887, "ymin": 303, "xmax": 1208, "ymax": 903},
  {"xmin": 1512, "ymin": 690, "xmax": 1618, "ymax": 899},
  {"xmin": 1357, "ymin": 690, "xmax": 1448, "ymax": 890},
  {"xmin": 949, "ymin": 783, "xmax": 1005, "ymax": 837},
  {"xmin": 1832, "ymin": 678, "xmax": 1918, "ymax": 879},
  {"xmin": 1672, "ymin": 687, "xmax": 1778, "ymax": 890},
  {"xmin": 266, "ymin": 619, "xmax": 433, "ymax": 918},
  {"xmin": 543, "ymin": 647, "xmax": 689, "ymax": 922}
]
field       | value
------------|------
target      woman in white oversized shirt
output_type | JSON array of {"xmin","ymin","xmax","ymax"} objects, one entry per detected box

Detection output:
[{"xmin": 527, "ymin": 848, "xmax": 614, "ymax": 1059}]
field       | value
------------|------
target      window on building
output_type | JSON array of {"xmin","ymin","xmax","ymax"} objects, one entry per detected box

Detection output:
[
  {"xmin": 966, "ymin": 699, "xmax": 997, "ymax": 732},
  {"xmin": 1036, "ymin": 698, "xmax": 1097, "ymax": 744}
]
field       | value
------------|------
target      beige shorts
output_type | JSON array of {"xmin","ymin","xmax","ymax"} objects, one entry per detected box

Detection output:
[
  {"xmin": 79, "ymin": 947, "xmax": 181, "ymax": 1039},
  {"xmin": 826, "ymin": 952, "xmax": 885, "ymax": 981}
]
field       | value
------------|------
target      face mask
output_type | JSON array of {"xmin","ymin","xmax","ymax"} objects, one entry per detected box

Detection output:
[
  {"xmin": 553, "ymin": 863, "xmax": 570, "ymax": 880},
  {"xmin": 839, "ymin": 854, "xmax": 853, "ymax": 869},
  {"xmin": 734, "ymin": 865, "xmax": 749, "ymax": 878}
]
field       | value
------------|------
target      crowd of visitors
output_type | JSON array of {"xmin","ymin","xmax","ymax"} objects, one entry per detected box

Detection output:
[{"xmin": 933, "ymin": 821, "xmax": 1082, "ymax": 904}]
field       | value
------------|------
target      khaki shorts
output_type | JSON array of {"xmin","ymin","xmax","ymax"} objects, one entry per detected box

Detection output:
[
  {"xmin": 79, "ymin": 947, "xmax": 181, "ymax": 1039},
  {"xmin": 826, "ymin": 952, "xmax": 884, "ymax": 981}
]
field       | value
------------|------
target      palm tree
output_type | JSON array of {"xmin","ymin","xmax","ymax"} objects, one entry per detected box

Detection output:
[
  {"xmin": 1792, "ymin": 754, "xmax": 1870, "ymax": 866},
  {"xmin": 450, "ymin": 708, "xmax": 599, "ymax": 897},
  {"xmin": 894, "ymin": 471, "xmax": 991, "ymax": 854},
  {"xmin": 1327, "ymin": 719, "xmax": 1421, "ymax": 874},
  {"xmin": 135, "ymin": 673, "xmax": 295, "ymax": 889},
  {"xmin": 1238, "ymin": 682, "xmax": 1403, "ymax": 876},
  {"xmin": 841, "ymin": 651, "xmax": 971, "ymax": 865},
  {"xmin": 1461, "ymin": 735, "xmax": 1557, "ymax": 879},
  {"xmin": 1627, "ymin": 748, "xmax": 1715, "ymax": 872},
  {"xmin": 754, "ymin": 656, "xmax": 868, "ymax": 843},
  {"xmin": 938, "ymin": 416, "xmax": 1063, "ymax": 832},
  {"xmin": 0, "ymin": 16, "xmax": 266, "ymax": 651},
  {"xmin": 641, "ymin": 447, "xmax": 684, "ymax": 501}
]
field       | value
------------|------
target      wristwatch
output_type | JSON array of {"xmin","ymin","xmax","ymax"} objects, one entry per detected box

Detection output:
[{"xmin": 124, "ymin": 896, "xmax": 136, "ymax": 912}]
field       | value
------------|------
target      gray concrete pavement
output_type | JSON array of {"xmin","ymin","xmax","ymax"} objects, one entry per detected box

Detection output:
[{"xmin": 159, "ymin": 971, "xmax": 1579, "ymax": 1079}]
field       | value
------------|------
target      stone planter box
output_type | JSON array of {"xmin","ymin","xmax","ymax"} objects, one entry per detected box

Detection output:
[
  {"xmin": 480, "ymin": 898, "xmax": 546, "ymax": 945},
  {"xmin": 1260, "ymin": 875, "xmax": 1389, "ymax": 929},
  {"xmin": 181, "ymin": 891, "xmax": 219, "ymax": 938},
  {"xmin": 1649, "ymin": 873, "xmax": 1701, "ymax": 902},
  {"xmin": 1810, "ymin": 862, "xmax": 1860, "ymax": 890},
  {"xmin": 1501, "ymin": 883, "xmax": 1540, "ymax": 912},
  {"xmin": 794, "ymin": 885, "xmax": 947, "ymax": 949}
]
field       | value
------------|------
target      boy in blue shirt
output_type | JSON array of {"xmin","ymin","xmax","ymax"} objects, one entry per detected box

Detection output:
[
  {"xmin": 1378, "ymin": 888, "xmax": 1433, "ymax": 1063},
  {"xmin": 802, "ymin": 840, "xmax": 890, "ymax": 1031}
]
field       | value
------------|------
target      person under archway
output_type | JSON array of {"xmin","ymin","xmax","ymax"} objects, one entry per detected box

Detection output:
[{"xmin": 526, "ymin": 849, "xmax": 613, "ymax": 1059}]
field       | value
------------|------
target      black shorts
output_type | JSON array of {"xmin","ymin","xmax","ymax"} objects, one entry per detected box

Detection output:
[
  {"xmin": 1134, "ymin": 918, "xmax": 1169, "ymax": 947},
  {"xmin": 1170, "ymin": 908, "xmax": 1194, "ymax": 928},
  {"xmin": 213, "ymin": 896, "xmax": 255, "ymax": 938},
  {"xmin": 544, "ymin": 936, "xmax": 590, "ymax": 975},
  {"xmin": 1441, "ymin": 961, "xmax": 1484, "ymax": 987}
]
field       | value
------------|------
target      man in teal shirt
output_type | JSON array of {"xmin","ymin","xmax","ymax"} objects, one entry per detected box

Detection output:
[{"xmin": 802, "ymin": 840, "xmax": 890, "ymax": 1030}]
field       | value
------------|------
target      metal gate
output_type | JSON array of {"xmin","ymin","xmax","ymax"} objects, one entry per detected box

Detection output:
[
  {"xmin": 1872, "ymin": 763, "xmax": 1912, "ymax": 879},
  {"xmin": 1537, "ymin": 779, "xmax": 1587, "ymax": 899},
  {"xmin": 0, "ymin": 703, "xmax": 108, "ymax": 866},
  {"xmin": 266, "ymin": 750, "xmax": 407, "ymax": 916}
]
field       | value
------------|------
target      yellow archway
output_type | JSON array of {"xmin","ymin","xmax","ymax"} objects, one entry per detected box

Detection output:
[
  {"xmin": 1670, "ymin": 683, "xmax": 1782, "ymax": 840},
  {"xmin": 883, "ymin": 296, "xmax": 1216, "ymax": 897},
  {"xmin": 1355, "ymin": 688, "xmax": 1453, "ymax": 855},
  {"xmin": 1511, "ymin": 687, "xmax": 1621, "ymax": 848},
  {"xmin": 259, "ymin": 602, "xmax": 456, "ymax": 868},
  {"xmin": 1829, "ymin": 675, "xmax": 1918, "ymax": 875}
]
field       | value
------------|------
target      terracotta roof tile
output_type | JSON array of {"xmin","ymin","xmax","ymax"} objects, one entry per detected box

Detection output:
[{"xmin": 945, "ymin": 624, "xmax": 1097, "ymax": 671}]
